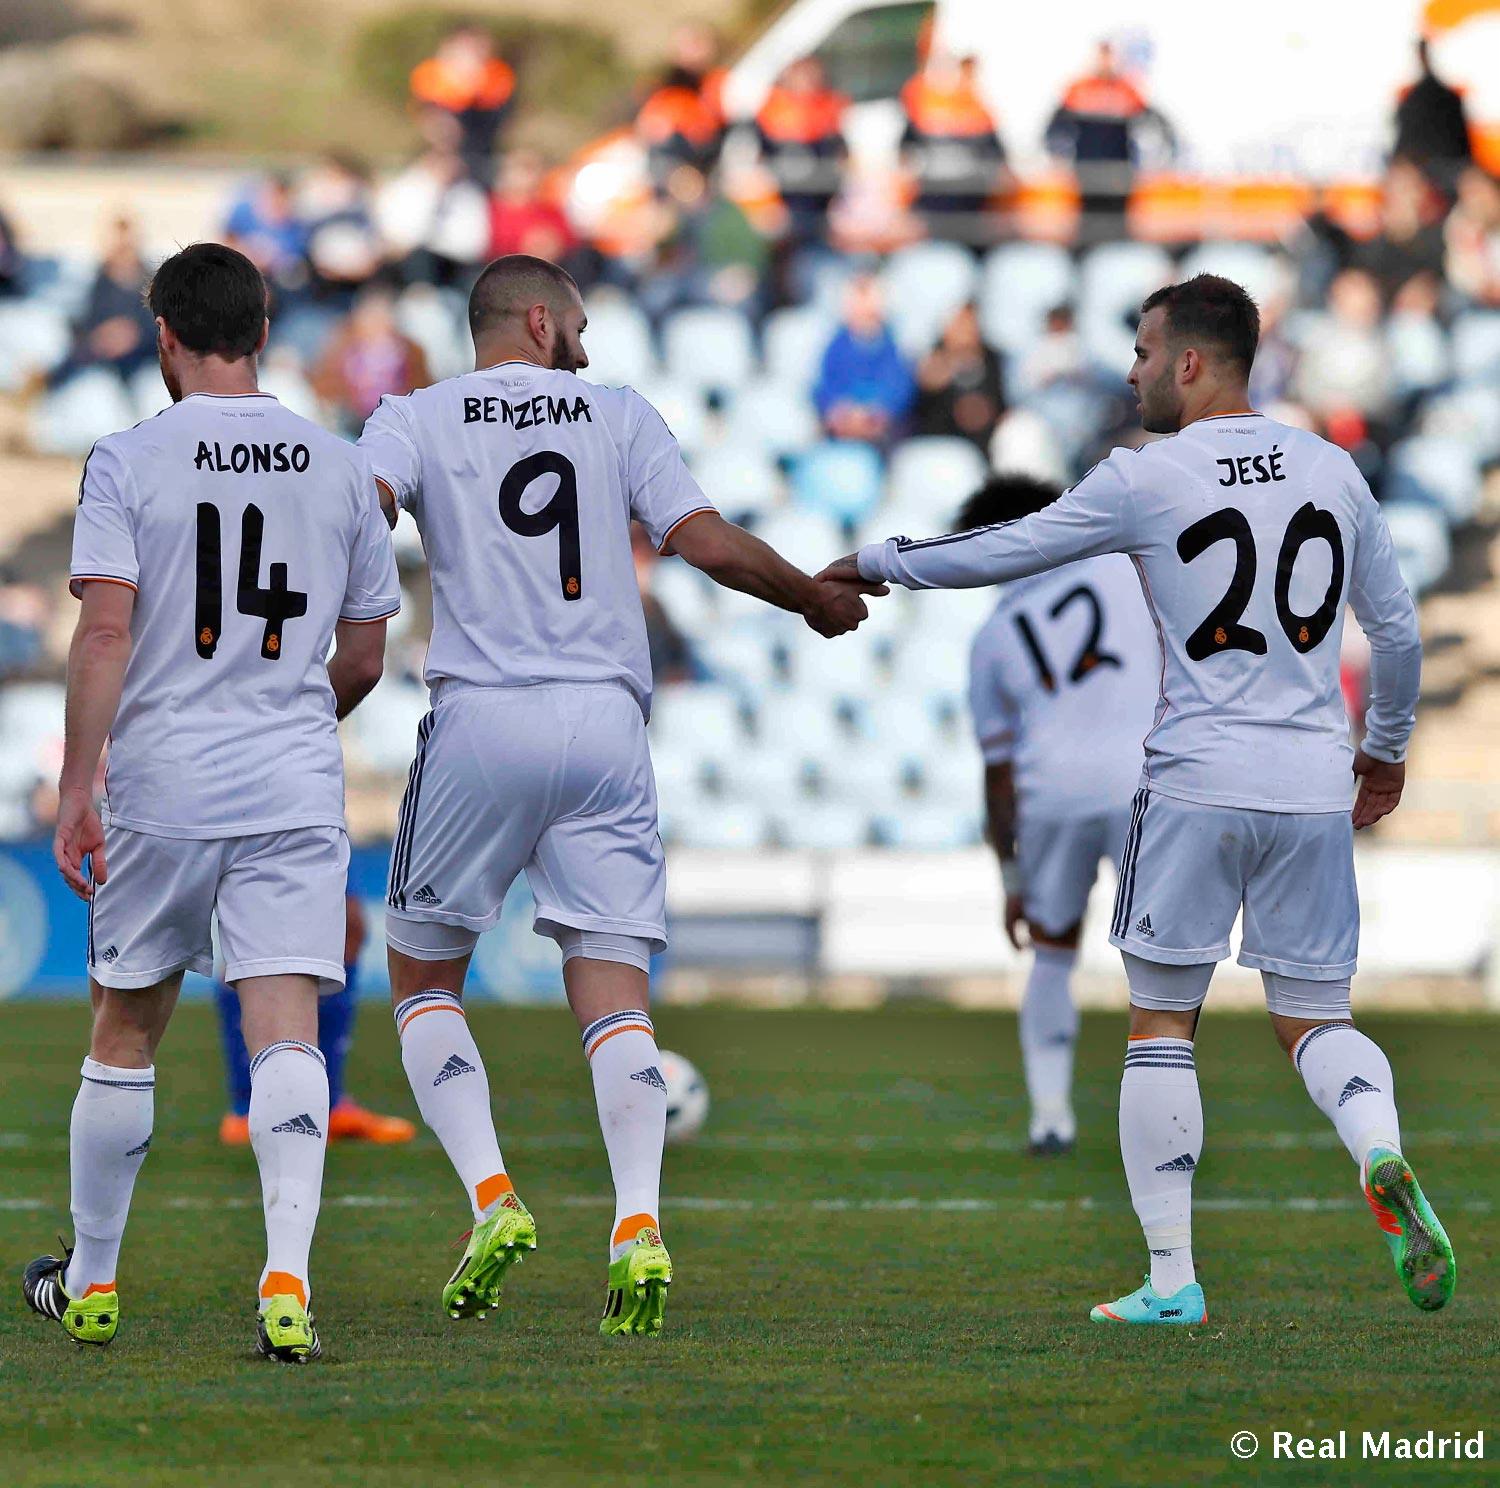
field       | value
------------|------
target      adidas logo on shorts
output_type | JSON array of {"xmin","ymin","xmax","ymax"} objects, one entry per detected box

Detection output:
[
  {"xmin": 271, "ymin": 1112, "xmax": 323, "ymax": 1138},
  {"xmin": 1134, "ymin": 914, "xmax": 1156, "ymax": 939},
  {"xmin": 631, "ymin": 1066, "xmax": 667, "ymax": 1091},
  {"xmin": 124, "ymin": 1135, "xmax": 152, "ymax": 1156},
  {"xmin": 1154, "ymin": 1152, "xmax": 1196, "ymax": 1172},
  {"xmin": 99, "ymin": 945, "xmax": 120, "ymax": 963},
  {"xmin": 1338, "ymin": 1075, "xmax": 1378, "ymax": 1106},
  {"xmin": 434, "ymin": 1054, "xmax": 475, "ymax": 1086},
  {"xmin": 412, "ymin": 884, "xmax": 442, "ymax": 906}
]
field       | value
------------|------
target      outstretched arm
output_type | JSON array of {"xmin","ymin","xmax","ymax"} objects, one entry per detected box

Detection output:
[{"xmin": 669, "ymin": 510, "xmax": 885, "ymax": 637}]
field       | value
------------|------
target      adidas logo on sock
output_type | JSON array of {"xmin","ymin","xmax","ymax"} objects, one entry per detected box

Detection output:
[
  {"xmin": 412, "ymin": 883, "xmax": 441, "ymax": 906},
  {"xmin": 1134, "ymin": 914, "xmax": 1156, "ymax": 939},
  {"xmin": 631, "ymin": 1066, "xmax": 667, "ymax": 1091},
  {"xmin": 99, "ymin": 945, "xmax": 119, "ymax": 963},
  {"xmin": 1339, "ymin": 1075, "xmax": 1379, "ymax": 1106},
  {"xmin": 124, "ymin": 1135, "xmax": 152, "ymax": 1156},
  {"xmin": 1154, "ymin": 1152, "xmax": 1196, "ymax": 1172},
  {"xmin": 271, "ymin": 1113, "xmax": 323, "ymax": 1138},
  {"xmin": 433, "ymin": 1054, "xmax": 475, "ymax": 1086}
]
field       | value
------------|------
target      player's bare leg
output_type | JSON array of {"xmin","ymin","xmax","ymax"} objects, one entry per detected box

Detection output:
[
  {"xmin": 387, "ymin": 943, "xmax": 535, "ymax": 1320},
  {"xmin": 1023, "ymin": 925, "xmax": 1081, "ymax": 1155},
  {"xmin": 23, "ymin": 975, "xmax": 178, "ymax": 1348},
  {"xmin": 238, "ymin": 973, "xmax": 328, "ymax": 1362},
  {"xmin": 562, "ymin": 937, "xmax": 672, "ymax": 1336},
  {"xmin": 1270, "ymin": 995, "xmax": 1455, "ymax": 1311},
  {"xmin": 1091, "ymin": 959, "xmax": 1209, "ymax": 1325}
]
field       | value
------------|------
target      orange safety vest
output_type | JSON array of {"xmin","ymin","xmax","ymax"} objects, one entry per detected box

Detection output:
[
  {"xmin": 410, "ymin": 56, "xmax": 516, "ymax": 112},
  {"xmin": 1059, "ymin": 73, "xmax": 1147, "ymax": 119},
  {"xmin": 637, "ymin": 84, "xmax": 721, "ymax": 148},
  {"xmin": 900, "ymin": 75, "xmax": 996, "ymax": 137},
  {"xmin": 756, "ymin": 86, "xmax": 847, "ymax": 144}
]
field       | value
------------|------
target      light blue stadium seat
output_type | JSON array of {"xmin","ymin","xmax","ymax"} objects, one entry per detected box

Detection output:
[
  {"xmin": 755, "ymin": 690, "xmax": 850, "ymax": 758},
  {"xmin": 347, "ymin": 675, "xmax": 431, "ymax": 774},
  {"xmin": 1388, "ymin": 311, "xmax": 1450, "ymax": 398},
  {"xmin": 1385, "ymin": 436, "xmax": 1481, "ymax": 524},
  {"xmin": 129, "ymin": 361, "xmax": 172, "ymax": 419},
  {"xmin": 886, "ymin": 437, "xmax": 989, "ymax": 510},
  {"xmin": 636, "ymin": 378, "xmax": 709, "ymax": 455},
  {"xmin": 875, "ymin": 805, "xmax": 980, "ymax": 849},
  {"xmin": 1078, "ymin": 242, "xmax": 1174, "ymax": 370},
  {"xmin": 695, "ymin": 621, "xmax": 784, "ymax": 694},
  {"xmin": 1452, "ymin": 311, "xmax": 1500, "ymax": 384},
  {"xmin": 260, "ymin": 357, "xmax": 323, "ymax": 423},
  {"xmin": 0, "ymin": 302, "xmax": 70, "ymax": 390},
  {"xmin": 1379, "ymin": 501, "xmax": 1450, "ymax": 597},
  {"xmin": 784, "ymin": 625, "xmax": 884, "ymax": 698},
  {"xmin": 693, "ymin": 441, "xmax": 783, "ymax": 522},
  {"xmin": 978, "ymin": 242, "xmax": 1075, "ymax": 355},
  {"xmin": 395, "ymin": 284, "xmax": 469, "ymax": 381},
  {"xmin": 581, "ymin": 292, "xmax": 656, "ymax": 386},
  {"xmin": 1419, "ymin": 385, "xmax": 1500, "ymax": 462},
  {"xmin": 648, "ymin": 561, "xmax": 719, "ymax": 633},
  {"xmin": 774, "ymin": 799, "xmax": 870, "ymax": 850},
  {"xmin": 791, "ymin": 440, "xmax": 885, "ymax": 524},
  {"xmin": 662, "ymin": 306, "xmax": 757, "ymax": 394},
  {"xmin": 30, "ymin": 370, "xmax": 135, "ymax": 456},
  {"xmin": 763, "ymin": 305, "xmax": 837, "ymax": 390},
  {"xmin": 752, "ymin": 506, "xmax": 847, "ymax": 571},
  {"xmin": 712, "ymin": 747, "xmax": 810, "ymax": 804},
  {"xmin": 1176, "ymin": 242, "xmax": 1286, "ymax": 306},
  {"xmin": 880, "ymin": 241, "xmax": 981, "ymax": 356},
  {"xmin": 726, "ymin": 378, "xmax": 820, "ymax": 456},
  {"xmin": 667, "ymin": 800, "xmax": 771, "ymax": 850},
  {"xmin": 649, "ymin": 683, "xmax": 748, "ymax": 753}
]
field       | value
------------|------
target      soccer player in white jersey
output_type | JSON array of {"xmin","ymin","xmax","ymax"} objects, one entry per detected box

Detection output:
[
  {"xmin": 358, "ymin": 254, "xmax": 877, "ymax": 1334},
  {"xmin": 22, "ymin": 244, "xmax": 399, "ymax": 1363},
  {"xmin": 962, "ymin": 474, "xmax": 1158, "ymax": 1156},
  {"xmin": 825, "ymin": 274, "xmax": 1455, "ymax": 1324}
]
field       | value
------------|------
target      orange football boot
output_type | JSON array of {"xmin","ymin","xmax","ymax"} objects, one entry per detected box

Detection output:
[{"xmin": 327, "ymin": 1098, "xmax": 416, "ymax": 1144}]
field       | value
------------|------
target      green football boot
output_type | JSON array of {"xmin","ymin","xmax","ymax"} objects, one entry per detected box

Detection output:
[
  {"xmin": 601, "ymin": 1223, "xmax": 672, "ymax": 1336},
  {"xmin": 256, "ymin": 1293, "xmax": 322, "ymax": 1364},
  {"xmin": 1363, "ymin": 1147, "xmax": 1456, "ymax": 1312},
  {"xmin": 443, "ymin": 1191, "xmax": 538, "ymax": 1320},
  {"xmin": 22, "ymin": 1251, "xmax": 118, "ymax": 1347}
]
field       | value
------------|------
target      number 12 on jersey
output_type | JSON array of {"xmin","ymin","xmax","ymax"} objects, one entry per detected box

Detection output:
[{"xmin": 194, "ymin": 502, "xmax": 308, "ymax": 660}]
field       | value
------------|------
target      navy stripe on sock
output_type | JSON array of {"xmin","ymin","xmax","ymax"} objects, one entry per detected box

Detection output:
[
  {"xmin": 249, "ymin": 1039, "xmax": 326, "ymax": 1080},
  {"xmin": 580, "ymin": 1009, "xmax": 654, "ymax": 1046},
  {"xmin": 1294, "ymin": 1021, "xmax": 1348, "ymax": 1073}
]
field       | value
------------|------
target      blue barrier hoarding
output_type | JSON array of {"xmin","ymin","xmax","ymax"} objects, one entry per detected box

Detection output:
[{"xmin": 0, "ymin": 842, "xmax": 566, "ymax": 1002}]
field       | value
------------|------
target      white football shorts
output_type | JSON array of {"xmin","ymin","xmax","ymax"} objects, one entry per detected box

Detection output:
[
  {"xmin": 1109, "ymin": 789, "xmax": 1358, "ymax": 979},
  {"xmin": 1017, "ymin": 807, "xmax": 1132, "ymax": 938},
  {"xmin": 384, "ymin": 682, "xmax": 667, "ymax": 959},
  {"xmin": 87, "ymin": 825, "xmax": 349, "ymax": 991}
]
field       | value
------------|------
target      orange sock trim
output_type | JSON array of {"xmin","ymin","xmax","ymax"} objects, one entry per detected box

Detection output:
[
  {"xmin": 475, "ymin": 1172, "xmax": 514, "ymax": 1211},
  {"xmin": 82, "ymin": 1281, "xmax": 116, "ymax": 1297},
  {"xmin": 585, "ymin": 1021, "xmax": 654, "ymax": 1058},
  {"xmin": 612, "ymin": 1211, "xmax": 658, "ymax": 1245},
  {"xmin": 397, "ymin": 1002, "xmax": 466, "ymax": 1036},
  {"xmin": 259, "ymin": 1271, "xmax": 307, "ymax": 1306}
]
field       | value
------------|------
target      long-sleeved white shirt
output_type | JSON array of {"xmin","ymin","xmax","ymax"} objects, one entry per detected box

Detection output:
[{"xmin": 861, "ymin": 414, "xmax": 1421, "ymax": 813}]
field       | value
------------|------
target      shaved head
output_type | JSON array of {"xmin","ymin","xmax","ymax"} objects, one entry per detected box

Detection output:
[{"xmin": 468, "ymin": 254, "xmax": 579, "ymax": 340}]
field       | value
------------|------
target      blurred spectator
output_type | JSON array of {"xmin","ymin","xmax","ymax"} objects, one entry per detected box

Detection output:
[
  {"xmin": 1046, "ymin": 41, "xmax": 1170, "ymax": 244},
  {"xmin": 813, "ymin": 274, "xmax": 915, "ymax": 446},
  {"xmin": 300, "ymin": 155, "xmax": 383, "ymax": 310},
  {"xmin": 1021, "ymin": 304, "xmax": 1086, "ymax": 389},
  {"xmin": 48, "ymin": 215, "xmax": 155, "ymax": 391},
  {"xmin": 224, "ymin": 174, "xmax": 310, "ymax": 297},
  {"xmin": 914, "ymin": 302, "xmax": 1005, "ymax": 447},
  {"xmin": 0, "ymin": 570, "xmax": 48, "ymax": 680},
  {"xmin": 828, "ymin": 160, "xmax": 924, "ymax": 257},
  {"xmin": 489, "ymin": 150, "xmax": 578, "ymax": 264},
  {"xmin": 1446, "ymin": 167, "xmax": 1500, "ymax": 306},
  {"xmin": 1392, "ymin": 38, "xmax": 1472, "ymax": 196},
  {"xmin": 1387, "ymin": 270, "xmax": 1449, "ymax": 402},
  {"xmin": 1357, "ymin": 159, "xmax": 1448, "ymax": 299},
  {"xmin": 311, "ymin": 287, "xmax": 431, "ymax": 437},
  {"xmin": 637, "ymin": 165, "xmax": 770, "ymax": 324},
  {"xmin": 899, "ymin": 55, "xmax": 1005, "ymax": 236},
  {"xmin": 1248, "ymin": 284, "xmax": 1299, "ymax": 407},
  {"xmin": 0, "ymin": 204, "xmax": 23, "ymax": 298},
  {"xmin": 409, "ymin": 25, "xmax": 515, "ymax": 183},
  {"xmin": 632, "ymin": 525, "xmax": 696, "ymax": 684},
  {"xmin": 1293, "ymin": 268, "xmax": 1393, "ymax": 423},
  {"xmin": 754, "ymin": 58, "xmax": 848, "ymax": 239},
  {"xmin": 375, "ymin": 143, "xmax": 490, "ymax": 288},
  {"xmin": 636, "ymin": 23, "xmax": 727, "ymax": 182}
]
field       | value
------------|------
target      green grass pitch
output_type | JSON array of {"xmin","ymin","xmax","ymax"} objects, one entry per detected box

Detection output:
[{"xmin": 1, "ymin": 1002, "xmax": 1494, "ymax": 1487}]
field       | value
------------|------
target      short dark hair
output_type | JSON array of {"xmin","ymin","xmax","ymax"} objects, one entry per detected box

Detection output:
[
  {"xmin": 954, "ymin": 473, "xmax": 1059, "ymax": 532},
  {"xmin": 1139, "ymin": 273, "xmax": 1260, "ymax": 376},
  {"xmin": 468, "ymin": 254, "xmax": 579, "ymax": 338},
  {"xmin": 146, "ymin": 243, "xmax": 267, "ymax": 361}
]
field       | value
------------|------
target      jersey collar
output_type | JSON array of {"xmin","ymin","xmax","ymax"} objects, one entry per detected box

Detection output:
[{"xmin": 1195, "ymin": 410, "xmax": 1262, "ymax": 422}]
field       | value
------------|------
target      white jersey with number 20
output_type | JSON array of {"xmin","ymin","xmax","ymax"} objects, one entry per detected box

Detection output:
[
  {"xmin": 359, "ymin": 362, "xmax": 715, "ymax": 717},
  {"xmin": 863, "ymin": 414, "xmax": 1422, "ymax": 814}
]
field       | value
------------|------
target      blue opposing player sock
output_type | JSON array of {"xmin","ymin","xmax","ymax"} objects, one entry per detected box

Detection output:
[
  {"xmin": 317, "ymin": 967, "xmax": 358, "ymax": 1110},
  {"xmin": 213, "ymin": 981, "xmax": 252, "ymax": 1117}
]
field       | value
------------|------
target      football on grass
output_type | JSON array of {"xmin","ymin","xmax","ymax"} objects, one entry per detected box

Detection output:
[{"xmin": 659, "ymin": 1049, "xmax": 709, "ymax": 1144}]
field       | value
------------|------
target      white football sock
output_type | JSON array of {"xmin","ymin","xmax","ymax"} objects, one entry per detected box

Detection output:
[
  {"xmin": 1020, "ymin": 946, "xmax": 1079, "ymax": 1141},
  {"xmin": 582, "ymin": 1010, "xmax": 666, "ymax": 1260},
  {"xmin": 64, "ymin": 1058, "xmax": 154, "ymax": 1298},
  {"xmin": 1119, "ymin": 1037, "xmax": 1202, "ymax": 1296},
  {"xmin": 396, "ymin": 991, "xmax": 511, "ymax": 1220},
  {"xmin": 1292, "ymin": 1022, "xmax": 1402, "ymax": 1173},
  {"xmin": 249, "ymin": 1039, "xmax": 329, "ymax": 1307}
]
